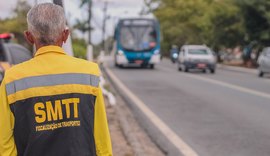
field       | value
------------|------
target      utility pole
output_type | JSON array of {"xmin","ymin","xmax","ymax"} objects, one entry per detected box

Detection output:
[
  {"xmin": 88, "ymin": 0, "xmax": 92, "ymax": 45},
  {"xmin": 102, "ymin": 1, "xmax": 108, "ymax": 52},
  {"xmin": 85, "ymin": 0, "xmax": 94, "ymax": 61}
]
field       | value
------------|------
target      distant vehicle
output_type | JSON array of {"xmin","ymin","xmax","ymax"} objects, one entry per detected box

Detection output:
[
  {"xmin": 0, "ymin": 33, "xmax": 32, "ymax": 83},
  {"xmin": 170, "ymin": 45, "xmax": 179, "ymax": 63},
  {"xmin": 257, "ymin": 47, "xmax": 270, "ymax": 77},
  {"xmin": 177, "ymin": 45, "xmax": 216, "ymax": 73},
  {"xmin": 113, "ymin": 18, "xmax": 161, "ymax": 69}
]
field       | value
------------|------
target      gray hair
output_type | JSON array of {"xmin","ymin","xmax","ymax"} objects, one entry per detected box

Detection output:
[{"xmin": 27, "ymin": 3, "xmax": 66, "ymax": 45}]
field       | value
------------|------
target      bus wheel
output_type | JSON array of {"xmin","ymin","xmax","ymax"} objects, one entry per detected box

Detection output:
[
  {"xmin": 114, "ymin": 62, "xmax": 118, "ymax": 67},
  {"xmin": 114, "ymin": 58, "xmax": 119, "ymax": 67},
  {"xmin": 258, "ymin": 71, "xmax": 264, "ymax": 77},
  {"xmin": 150, "ymin": 64, "xmax": 155, "ymax": 69}
]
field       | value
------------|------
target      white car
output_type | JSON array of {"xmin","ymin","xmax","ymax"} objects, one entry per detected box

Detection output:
[
  {"xmin": 257, "ymin": 47, "xmax": 270, "ymax": 77},
  {"xmin": 177, "ymin": 45, "xmax": 216, "ymax": 73}
]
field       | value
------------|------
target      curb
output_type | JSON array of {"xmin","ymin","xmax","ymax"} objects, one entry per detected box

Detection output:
[
  {"xmin": 217, "ymin": 64, "xmax": 257, "ymax": 74},
  {"xmin": 100, "ymin": 65, "xmax": 146, "ymax": 156}
]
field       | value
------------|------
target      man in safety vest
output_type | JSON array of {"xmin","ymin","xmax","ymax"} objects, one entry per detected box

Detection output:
[{"xmin": 0, "ymin": 3, "xmax": 112, "ymax": 156}]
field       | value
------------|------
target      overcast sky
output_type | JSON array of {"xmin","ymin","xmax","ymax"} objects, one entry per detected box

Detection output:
[{"xmin": 0, "ymin": 0, "xmax": 149, "ymax": 44}]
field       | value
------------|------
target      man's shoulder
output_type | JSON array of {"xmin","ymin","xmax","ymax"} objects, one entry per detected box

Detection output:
[
  {"xmin": 4, "ymin": 59, "xmax": 34, "ymax": 83},
  {"xmin": 4, "ymin": 56, "xmax": 101, "ymax": 84},
  {"xmin": 71, "ymin": 57, "xmax": 98, "ymax": 67},
  {"xmin": 67, "ymin": 57, "xmax": 100, "ymax": 75},
  {"xmin": 5, "ymin": 58, "xmax": 35, "ymax": 75}
]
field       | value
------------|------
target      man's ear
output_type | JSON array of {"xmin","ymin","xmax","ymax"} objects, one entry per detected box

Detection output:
[
  {"xmin": 24, "ymin": 31, "xmax": 35, "ymax": 45},
  {"xmin": 62, "ymin": 28, "xmax": 70, "ymax": 43}
]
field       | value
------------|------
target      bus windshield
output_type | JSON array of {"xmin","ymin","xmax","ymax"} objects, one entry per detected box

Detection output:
[{"xmin": 120, "ymin": 25, "xmax": 157, "ymax": 51}]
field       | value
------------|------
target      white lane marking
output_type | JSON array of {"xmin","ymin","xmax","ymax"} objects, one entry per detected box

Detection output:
[
  {"xmin": 158, "ymin": 64, "xmax": 270, "ymax": 99},
  {"xmin": 183, "ymin": 73, "xmax": 270, "ymax": 99},
  {"xmin": 105, "ymin": 66, "xmax": 199, "ymax": 156}
]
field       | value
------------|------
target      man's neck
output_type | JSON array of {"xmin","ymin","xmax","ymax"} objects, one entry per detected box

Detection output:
[{"xmin": 35, "ymin": 42, "xmax": 62, "ymax": 51}]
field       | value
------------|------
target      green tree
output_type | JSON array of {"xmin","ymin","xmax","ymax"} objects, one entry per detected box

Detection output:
[
  {"xmin": 0, "ymin": 1, "xmax": 31, "ymax": 47},
  {"xmin": 197, "ymin": 0, "xmax": 244, "ymax": 50},
  {"xmin": 234, "ymin": 0, "xmax": 270, "ymax": 66},
  {"xmin": 72, "ymin": 38, "xmax": 87, "ymax": 59},
  {"xmin": 153, "ymin": 0, "xmax": 244, "ymax": 55},
  {"xmin": 236, "ymin": 0, "xmax": 270, "ymax": 45}
]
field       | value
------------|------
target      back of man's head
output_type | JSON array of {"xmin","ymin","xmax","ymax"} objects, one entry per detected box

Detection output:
[{"xmin": 27, "ymin": 3, "xmax": 66, "ymax": 46}]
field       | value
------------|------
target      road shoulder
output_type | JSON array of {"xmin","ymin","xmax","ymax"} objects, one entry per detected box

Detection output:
[{"xmin": 103, "ymin": 66, "xmax": 165, "ymax": 156}]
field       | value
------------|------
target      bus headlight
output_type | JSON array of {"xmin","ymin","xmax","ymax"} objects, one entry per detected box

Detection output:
[
  {"xmin": 154, "ymin": 49, "xmax": 160, "ymax": 55},
  {"xmin": 172, "ymin": 53, "xmax": 178, "ymax": 59},
  {"xmin": 118, "ymin": 50, "xmax": 124, "ymax": 56}
]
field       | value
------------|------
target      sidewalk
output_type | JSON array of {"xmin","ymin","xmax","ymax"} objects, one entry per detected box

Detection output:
[
  {"xmin": 105, "ymin": 99, "xmax": 133, "ymax": 156},
  {"xmin": 104, "ymin": 74, "xmax": 165, "ymax": 156}
]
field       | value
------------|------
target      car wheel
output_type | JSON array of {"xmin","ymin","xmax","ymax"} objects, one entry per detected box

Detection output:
[
  {"xmin": 184, "ymin": 66, "xmax": 189, "ymax": 72},
  {"xmin": 202, "ymin": 69, "xmax": 206, "ymax": 73},
  {"xmin": 150, "ymin": 64, "xmax": 155, "ymax": 69},
  {"xmin": 117, "ymin": 64, "xmax": 124, "ymax": 68},
  {"xmin": 114, "ymin": 61, "xmax": 119, "ymax": 67},
  {"xmin": 114, "ymin": 57, "xmax": 119, "ymax": 67},
  {"xmin": 210, "ymin": 69, "xmax": 215, "ymax": 74},
  {"xmin": 258, "ymin": 71, "xmax": 264, "ymax": 77},
  {"xmin": 182, "ymin": 64, "xmax": 189, "ymax": 72},
  {"xmin": 178, "ymin": 63, "xmax": 182, "ymax": 71}
]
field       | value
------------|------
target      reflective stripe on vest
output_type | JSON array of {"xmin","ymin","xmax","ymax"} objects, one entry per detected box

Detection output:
[{"xmin": 6, "ymin": 73, "xmax": 99, "ymax": 95}]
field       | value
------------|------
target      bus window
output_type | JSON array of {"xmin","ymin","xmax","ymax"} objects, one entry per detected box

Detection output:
[{"xmin": 120, "ymin": 25, "xmax": 157, "ymax": 51}]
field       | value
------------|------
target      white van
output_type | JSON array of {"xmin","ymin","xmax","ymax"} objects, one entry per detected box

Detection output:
[{"xmin": 177, "ymin": 45, "xmax": 216, "ymax": 73}]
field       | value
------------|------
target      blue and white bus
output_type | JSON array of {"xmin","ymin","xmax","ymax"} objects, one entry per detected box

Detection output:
[{"xmin": 114, "ymin": 18, "xmax": 161, "ymax": 69}]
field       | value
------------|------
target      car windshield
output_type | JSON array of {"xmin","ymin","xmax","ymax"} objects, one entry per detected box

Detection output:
[
  {"xmin": 188, "ymin": 49, "xmax": 209, "ymax": 55},
  {"xmin": 120, "ymin": 25, "xmax": 157, "ymax": 51}
]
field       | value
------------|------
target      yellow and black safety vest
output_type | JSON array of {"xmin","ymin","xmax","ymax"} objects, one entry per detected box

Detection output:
[{"xmin": 0, "ymin": 46, "xmax": 112, "ymax": 156}]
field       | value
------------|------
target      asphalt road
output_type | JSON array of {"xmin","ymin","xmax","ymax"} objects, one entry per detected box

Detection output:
[{"xmin": 106, "ymin": 58, "xmax": 270, "ymax": 156}]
